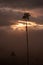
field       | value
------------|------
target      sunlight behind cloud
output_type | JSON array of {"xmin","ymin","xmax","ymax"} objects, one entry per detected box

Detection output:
[
  {"xmin": 0, "ymin": 20, "xmax": 43, "ymax": 32},
  {"xmin": 10, "ymin": 23, "xmax": 25, "ymax": 31},
  {"xmin": 10, "ymin": 20, "xmax": 43, "ymax": 31},
  {"xmin": 18, "ymin": 20, "xmax": 37, "ymax": 26}
]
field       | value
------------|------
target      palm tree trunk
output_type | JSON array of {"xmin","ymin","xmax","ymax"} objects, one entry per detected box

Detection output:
[{"xmin": 26, "ymin": 21, "xmax": 29, "ymax": 65}]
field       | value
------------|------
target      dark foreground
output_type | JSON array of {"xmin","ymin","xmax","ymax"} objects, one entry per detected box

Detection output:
[
  {"xmin": 0, "ymin": 57, "xmax": 27, "ymax": 65},
  {"xmin": 0, "ymin": 57, "xmax": 43, "ymax": 65}
]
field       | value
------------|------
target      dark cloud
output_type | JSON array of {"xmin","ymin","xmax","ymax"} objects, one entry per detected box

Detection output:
[
  {"xmin": 0, "ymin": 0, "xmax": 43, "ymax": 26},
  {"xmin": 0, "ymin": 7, "xmax": 25, "ymax": 26},
  {"xmin": 0, "ymin": 9, "xmax": 43, "ymax": 26},
  {"xmin": 0, "ymin": 10, "xmax": 22, "ymax": 26},
  {"xmin": 30, "ymin": 16, "xmax": 43, "ymax": 24},
  {"xmin": 0, "ymin": 0, "xmax": 43, "ymax": 9},
  {"xmin": 0, "ymin": 8, "xmax": 43, "ymax": 27}
]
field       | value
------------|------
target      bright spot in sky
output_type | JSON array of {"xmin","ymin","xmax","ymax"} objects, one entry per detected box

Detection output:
[
  {"xmin": 11, "ymin": 23, "xmax": 25, "ymax": 31},
  {"xmin": 18, "ymin": 20, "xmax": 37, "ymax": 26},
  {"xmin": 10, "ymin": 20, "xmax": 43, "ymax": 31}
]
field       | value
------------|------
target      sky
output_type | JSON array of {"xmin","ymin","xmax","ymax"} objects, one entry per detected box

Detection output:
[
  {"xmin": 0, "ymin": 0, "xmax": 43, "ymax": 65},
  {"xmin": 0, "ymin": 0, "xmax": 43, "ymax": 25}
]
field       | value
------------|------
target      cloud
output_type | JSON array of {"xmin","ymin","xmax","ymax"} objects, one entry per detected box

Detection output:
[
  {"xmin": 0, "ymin": 0, "xmax": 43, "ymax": 9},
  {"xmin": 0, "ymin": 7, "xmax": 43, "ymax": 26},
  {"xmin": 0, "ymin": 0, "xmax": 43, "ymax": 26}
]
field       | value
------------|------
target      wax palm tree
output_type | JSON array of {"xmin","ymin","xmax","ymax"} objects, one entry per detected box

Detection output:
[{"xmin": 22, "ymin": 13, "xmax": 30, "ymax": 65}]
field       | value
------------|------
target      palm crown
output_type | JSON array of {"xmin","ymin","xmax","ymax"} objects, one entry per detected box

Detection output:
[{"xmin": 22, "ymin": 13, "xmax": 30, "ymax": 21}]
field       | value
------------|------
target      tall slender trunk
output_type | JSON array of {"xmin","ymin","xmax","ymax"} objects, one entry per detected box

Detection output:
[{"xmin": 26, "ymin": 21, "xmax": 29, "ymax": 65}]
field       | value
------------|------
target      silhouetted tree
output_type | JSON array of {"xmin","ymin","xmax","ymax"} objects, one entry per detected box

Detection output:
[
  {"xmin": 22, "ymin": 13, "xmax": 30, "ymax": 20},
  {"xmin": 22, "ymin": 13, "xmax": 30, "ymax": 65}
]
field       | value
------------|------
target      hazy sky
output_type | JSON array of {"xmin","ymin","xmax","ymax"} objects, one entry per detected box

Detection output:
[
  {"xmin": 0, "ymin": 0, "xmax": 43, "ymax": 64},
  {"xmin": 0, "ymin": 0, "xmax": 43, "ymax": 25}
]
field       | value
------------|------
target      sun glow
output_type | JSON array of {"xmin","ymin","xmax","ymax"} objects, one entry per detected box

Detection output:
[
  {"xmin": 10, "ymin": 20, "xmax": 37, "ymax": 31},
  {"xmin": 10, "ymin": 20, "xmax": 43, "ymax": 31},
  {"xmin": 11, "ymin": 23, "xmax": 25, "ymax": 31},
  {"xmin": 18, "ymin": 20, "xmax": 37, "ymax": 26}
]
